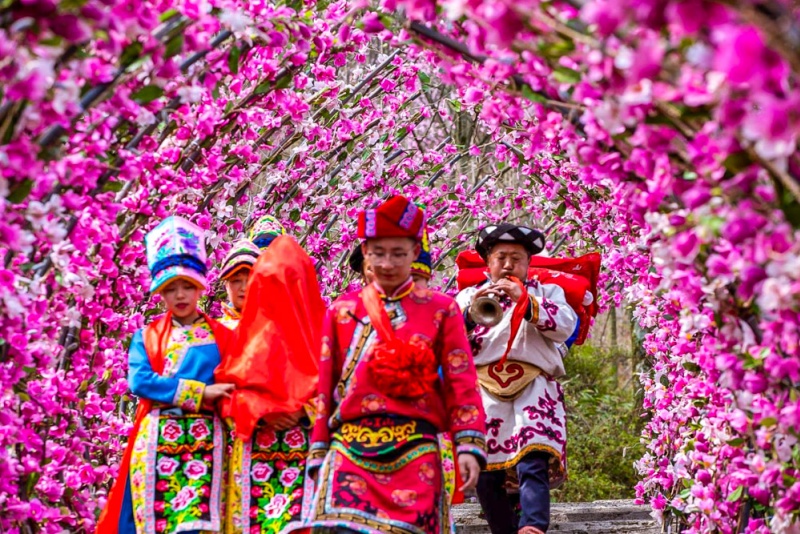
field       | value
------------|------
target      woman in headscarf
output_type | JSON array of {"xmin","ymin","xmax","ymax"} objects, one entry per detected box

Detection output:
[
  {"xmin": 219, "ymin": 216, "xmax": 323, "ymax": 534},
  {"xmin": 218, "ymin": 239, "xmax": 260, "ymax": 328}
]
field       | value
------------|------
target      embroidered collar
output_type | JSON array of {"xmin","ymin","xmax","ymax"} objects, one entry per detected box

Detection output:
[
  {"xmin": 221, "ymin": 302, "xmax": 241, "ymax": 320},
  {"xmin": 171, "ymin": 313, "xmax": 206, "ymax": 328},
  {"xmin": 372, "ymin": 278, "xmax": 415, "ymax": 301}
]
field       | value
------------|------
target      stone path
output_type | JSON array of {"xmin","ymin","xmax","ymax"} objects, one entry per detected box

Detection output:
[{"xmin": 453, "ymin": 500, "xmax": 659, "ymax": 533}]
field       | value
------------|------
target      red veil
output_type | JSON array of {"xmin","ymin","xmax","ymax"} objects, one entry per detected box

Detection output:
[{"xmin": 215, "ymin": 235, "xmax": 325, "ymax": 440}]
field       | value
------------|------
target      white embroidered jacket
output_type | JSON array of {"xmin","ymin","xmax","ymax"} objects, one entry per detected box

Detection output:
[{"xmin": 455, "ymin": 279, "xmax": 577, "ymax": 377}]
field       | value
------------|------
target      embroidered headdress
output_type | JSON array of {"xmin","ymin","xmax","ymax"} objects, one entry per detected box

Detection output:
[
  {"xmin": 220, "ymin": 239, "xmax": 260, "ymax": 280},
  {"xmin": 475, "ymin": 223, "xmax": 546, "ymax": 261},
  {"xmin": 357, "ymin": 195, "xmax": 425, "ymax": 240},
  {"xmin": 248, "ymin": 215, "xmax": 287, "ymax": 250},
  {"xmin": 145, "ymin": 216, "xmax": 208, "ymax": 294}
]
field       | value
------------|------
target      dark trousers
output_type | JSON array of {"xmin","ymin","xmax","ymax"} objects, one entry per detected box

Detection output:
[{"xmin": 476, "ymin": 451, "xmax": 551, "ymax": 534}]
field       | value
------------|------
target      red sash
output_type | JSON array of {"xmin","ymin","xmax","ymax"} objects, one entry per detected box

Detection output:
[
  {"xmin": 96, "ymin": 312, "xmax": 230, "ymax": 533},
  {"xmin": 362, "ymin": 284, "xmax": 470, "ymax": 503}
]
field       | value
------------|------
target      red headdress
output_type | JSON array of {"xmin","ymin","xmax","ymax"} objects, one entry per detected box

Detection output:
[{"xmin": 357, "ymin": 195, "xmax": 425, "ymax": 240}]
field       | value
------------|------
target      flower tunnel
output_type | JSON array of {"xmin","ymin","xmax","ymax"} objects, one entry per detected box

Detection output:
[{"xmin": 1, "ymin": 0, "xmax": 800, "ymax": 532}]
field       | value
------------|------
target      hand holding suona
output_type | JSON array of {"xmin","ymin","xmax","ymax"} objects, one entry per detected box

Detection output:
[{"xmin": 469, "ymin": 291, "xmax": 504, "ymax": 327}]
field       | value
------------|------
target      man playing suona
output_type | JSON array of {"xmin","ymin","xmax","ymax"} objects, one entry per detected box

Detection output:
[
  {"xmin": 97, "ymin": 216, "xmax": 234, "ymax": 534},
  {"xmin": 456, "ymin": 224, "xmax": 578, "ymax": 534},
  {"xmin": 218, "ymin": 238, "xmax": 260, "ymax": 328},
  {"xmin": 294, "ymin": 195, "xmax": 487, "ymax": 534}
]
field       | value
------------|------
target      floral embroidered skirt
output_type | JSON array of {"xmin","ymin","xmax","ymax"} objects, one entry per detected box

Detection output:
[
  {"xmin": 129, "ymin": 410, "xmax": 225, "ymax": 534},
  {"xmin": 223, "ymin": 423, "xmax": 309, "ymax": 534},
  {"xmin": 301, "ymin": 434, "xmax": 457, "ymax": 534},
  {"xmin": 482, "ymin": 375, "xmax": 567, "ymax": 488}
]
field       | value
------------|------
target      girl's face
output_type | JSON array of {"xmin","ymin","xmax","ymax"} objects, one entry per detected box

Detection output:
[
  {"xmin": 224, "ymin": 269, "xmax": 250, "ymax": 311},
  {"xmin": 160, "ymin": 279, "xmax": 202, "ymax": 319}
]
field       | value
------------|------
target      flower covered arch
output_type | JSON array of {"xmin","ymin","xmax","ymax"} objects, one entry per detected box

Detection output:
[{"xmin": 1, "ymin": 0, "xmax": 799, "ymax": 532}]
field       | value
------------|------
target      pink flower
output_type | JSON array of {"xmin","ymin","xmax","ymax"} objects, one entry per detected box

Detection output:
[
  {"xmin": 251, "ymin": 462, "xmax": 274, "ymax": 483},
  {"xmin": 183, "ymin": 460, "xmax": 208, "ymax": 480},
  {"xmin": 463, "ymin": 87, "xmax": 483, "ymax": 104},
  {"xmin": 279, "ymin": 467, "xmax": 301, "ymax": 487},
  {"xmin": 264, "ymin": 493, "xmax": 290, "ymax": 518},
  {"xmin": 361, "ymin": 12, "xmax": 385, "ymax": 34},
  {"xmin": 283, "ymin": 428, "xmax": 306, "ymax": 449},
  {"xmin": 188, "ymin": 420, "xmax": 211, "ymax": 441},
  {"xmin": 193, "ymin": 327, "xmax": 210, "ymax": 339},
  {"xmin": 161, "ymin": 421, "xmax": 183, "ymax": 443},
  {"xmin": 156, "ymin": 457, "xmax": 179, "ymax": 477},
  {"xmin": 255, "ymin": 428, "xmax": 278, "ymax": 449},
  {"xmin": 170, "ymin": 486, "xmax": 199, "ymax": 512},
  {"xmin": 50, "ymin": 14, "xmax": 91, "ymax": 43},
  {"xmin": 156, "ymin": 518, "xmax": 168, "ymax": 532}
]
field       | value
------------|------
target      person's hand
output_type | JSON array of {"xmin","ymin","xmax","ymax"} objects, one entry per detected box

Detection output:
[
  {"xmin": 457, "ymin": 453, "xmax": 481, "ymax": 492},
  {"xmin": 202, "ymin": 383, "xmax": 234, "ymax": 405},
  {"xmin": 264, "ymin": 409, "xmax": 305, "ymax": 431},
  {"xmin": 491, "ymin": 277, "xmax": 523, "ymax": 301},
  {"xmin": 471, "ymin": 284, "xmax": 497, "ymax": 303}
]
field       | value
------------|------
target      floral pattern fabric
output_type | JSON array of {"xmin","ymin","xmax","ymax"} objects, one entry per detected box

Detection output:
[
  {"xmin": 130, "ymin": 413, "xmax": 224, "ymax": 534},
  {"xmin": 224, "ymin": 423, "xmax": 309, "ymax": 534},
  {"xmin": 173, "ymin": 379, "xmax": 205, "ymax": 412},
  {"xmin": 304, "ymin": 438, "xmax": 456, "ymax": 534},
  {"xmin": 121, "ymin": 318, "xmax": 225, "ymax": 534}
]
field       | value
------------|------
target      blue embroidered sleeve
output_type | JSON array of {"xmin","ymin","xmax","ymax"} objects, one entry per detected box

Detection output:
[{"xmin": 127, "ymin": 329, "xmax": 182, "ymax": 405}]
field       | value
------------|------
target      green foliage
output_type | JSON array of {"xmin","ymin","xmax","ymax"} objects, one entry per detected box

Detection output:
[{"xmin": 552, "ymin": 344, "xmax": 644, "ymax": 502}]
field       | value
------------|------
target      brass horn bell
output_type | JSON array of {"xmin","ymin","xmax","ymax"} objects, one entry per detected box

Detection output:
[{"xmin": 469, "ymin": 295, "xmax": 503, "ymax": 327}]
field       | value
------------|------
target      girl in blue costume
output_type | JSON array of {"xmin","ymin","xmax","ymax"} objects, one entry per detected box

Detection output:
[{"xmin": 97, "ymin": 216, "xmax": 235, "ymax": 534}]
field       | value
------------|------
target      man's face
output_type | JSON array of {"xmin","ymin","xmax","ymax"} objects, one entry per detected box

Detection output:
[
  {"xmin": 160, "ymin": 279, "xmax": 202, "ymax": 318},
  {"xmin": 224, "ymin": 269, "xmax": 250, "ymax": 311},
  {"xmin": 487, "ymin": 243, "xmax": 529, "ymax": 282},
  {"xmin": 363, "ymin": 237, "xmax": 420, "ymax": 289}
]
